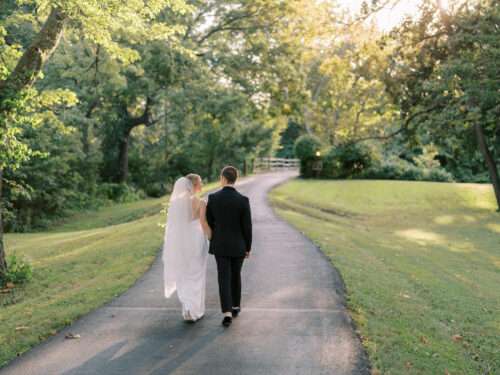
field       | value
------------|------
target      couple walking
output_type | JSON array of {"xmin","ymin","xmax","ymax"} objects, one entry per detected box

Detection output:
[{"xmin": 162, "ymin": 166, "xmax": 252, "ymax": 327}]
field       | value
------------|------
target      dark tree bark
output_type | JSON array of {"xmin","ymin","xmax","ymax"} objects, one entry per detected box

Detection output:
[
  {"xmin": 0, "ymin": 7, "xmax": 66, "ymax": 278},
  {"xmin": 0, "ymin": 169, "xmax": 6, "ymax": 280},
  {"xmin": 115, "ymin": 97, "xmax": 153, "ymax": 184},
  {"xmin": 475, "ymin": 123, "xmax": 500, "ymax": 211},
  {"xmin": 82, "ymin": 100, "xmax": 99, "ymax": 156},
  {"xmin": 117, "ymin": 129, "xmax": 132, "ymax": 183}
]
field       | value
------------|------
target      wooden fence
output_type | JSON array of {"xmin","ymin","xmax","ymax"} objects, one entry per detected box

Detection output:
[{"xmin": 254, "ymin": 157, "xmax": 300, "ymax": 171}]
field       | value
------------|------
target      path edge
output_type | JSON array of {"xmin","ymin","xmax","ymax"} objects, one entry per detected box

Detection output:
[{"xmin": 265, "ymin": 174, "xmax": 372, "ymax": 374}]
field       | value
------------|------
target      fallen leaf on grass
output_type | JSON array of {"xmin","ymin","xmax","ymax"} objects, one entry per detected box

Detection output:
[
  {"xmin": 65, "ymin": 333, "xmax": 81, "ymax": 340},
  {"xmin": 451, "ymin": 334, "xmax": 463, "ymax": 342},
  {"xmin": 15, "ymin": 326, "xmax": 29, "ymax": 331}
]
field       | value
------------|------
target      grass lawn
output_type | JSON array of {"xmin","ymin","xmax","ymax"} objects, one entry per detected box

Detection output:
[
  {"xmin": 0, "ymin": 181, "xmax": 218, "ymax": 367},
  {"xmin": 270, "ymin": 179, "xmax": 499, "ymax": 375}
]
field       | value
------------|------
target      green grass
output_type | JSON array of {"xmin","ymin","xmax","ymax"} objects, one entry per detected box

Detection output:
[
  {"xmin": 0, "ymin": 182, "xmax": 219, "ymax": 367},
  {"xmin": 270, "ymin": 179, "xmax": 499, "ymax": 375},
  {"xmin": 0, "ymin": 209, "xmax": 164, "ymax": 367},
  {"xmin": 51, "ymin": 197, "xmax": 167, "ymax": 232}
]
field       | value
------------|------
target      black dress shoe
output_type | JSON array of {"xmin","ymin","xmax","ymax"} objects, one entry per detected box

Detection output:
[
  {"xmin": 232, "ymin": 308, "xmax": 240, "ymax": 318},
  {"xmin": 222, "ymin": 316, "xmax": 232, "ymax": 327}
]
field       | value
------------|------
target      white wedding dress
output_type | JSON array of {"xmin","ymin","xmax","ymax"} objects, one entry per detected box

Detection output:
[{"xmin": 162, "ymin": 177, "xmax": 209, "ymax": 321}]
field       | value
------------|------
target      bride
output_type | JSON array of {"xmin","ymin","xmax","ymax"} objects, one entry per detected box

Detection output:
[{"xmin": 162, "ymin": 174, "xmax": 211, "ymax": 322}]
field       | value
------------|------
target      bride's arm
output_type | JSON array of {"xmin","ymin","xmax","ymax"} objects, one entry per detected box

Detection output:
[
  {"xmin": 191, "ymin": 197, "xmax": 201, "ymax": 220},
  {"xmin": 199, "ymin": 199, "xmax": 212, "ymax": 239}
]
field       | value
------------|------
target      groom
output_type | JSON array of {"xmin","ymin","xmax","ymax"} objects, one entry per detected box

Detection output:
[{"xmin": 206, "ymin": 166, "xmax": 252, "ymax": 327}]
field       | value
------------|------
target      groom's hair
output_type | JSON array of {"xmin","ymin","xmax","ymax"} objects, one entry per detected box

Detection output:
[{"xmin": 221, "ymin": 166, "xmax": 238, "ymax": 184}]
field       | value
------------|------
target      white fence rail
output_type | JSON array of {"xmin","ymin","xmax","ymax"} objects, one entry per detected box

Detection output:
[{"xmin": 255, "ymin": 157, "xmax": 300, "ymax": 171}]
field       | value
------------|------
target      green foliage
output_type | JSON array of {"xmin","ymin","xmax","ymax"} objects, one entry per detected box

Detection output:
[
  {"xmin": 276, "ymin": 121, "xmax": 304, "ymax": 159},
  {"xmin": 383, "ymin": 0, "xmax": 499, "ymax": 190},
  {"xmin": 322, "ymin": 143, "xmax": 377, "ymax": 179},
  {"xmin": 3, "ymin": 108, "xmax": 87, "ymax": 232},
  {"xmin": 318, "ymin": 143, "xmax": 453, "ymax": 182},
  {"xmin": 1, "ymin": 0, "xmax": 498, "ymax": 225},
  {"xmin": 96, "ymin": 183, "xmax": 145, "ymax": 203},
  {"xmin": 0, "ymin": 253, "xmax": 32, "ymax": 287},
  {"xmin": 294, "ymin": 134, "xmax": 323, "ymax": 177},
  {"xmin": 361, "ymin": 157, "xmax": 454, "ymax": 183},
  {"xmin": 0, "ymin": 90, "xmax": 33, "ymax": 171},
  {"xmin": 1, "ymin": 0, "xmax": 288, "ymax": 232},
  {"xmin": 294, "ymin": 134, "xmax": 322, "ymax": 161},
  {"xmin": 20, "ymin": 0, "xmax": 191, "ymax": 63}
]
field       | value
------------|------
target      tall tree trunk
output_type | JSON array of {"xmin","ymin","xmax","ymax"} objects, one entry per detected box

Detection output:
[
  {"xmin": 329, "ymin": 109, "xmax": 340, "ymax": 145},
  {"xmin": 117, "ymin": 130, "xmax": 131, "ymax": 184},
  {"xmin": 81, "ymin": 100, "xmax": 98, "ymax": 156},
  {"xmin": 0, "ymin": 7, "xmax": 66, "ymax": 277},
  {"xmin": 114, "ymin": 97, "xmax": 152, "ymax": 183},
  {"xmin": 0, "ymin": 169, "xmax": 6, "ymax": 280},
  {"xmin": 475, "ymin": 123, "xmax": 500, "ymax": 211}
]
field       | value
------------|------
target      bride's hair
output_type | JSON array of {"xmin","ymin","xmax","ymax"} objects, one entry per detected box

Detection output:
[{"xmin": 185, "ymin": 173, "xmax": 201, "ymax": 190}]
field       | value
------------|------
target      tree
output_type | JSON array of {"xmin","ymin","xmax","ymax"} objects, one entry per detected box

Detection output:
[
  {"xmin": 0, "ymin": 0, "xmax": 189, "ymax": 279},
  {"xmin": 383, "ymin": 0, "xmax": 500, "ymax": 209}
]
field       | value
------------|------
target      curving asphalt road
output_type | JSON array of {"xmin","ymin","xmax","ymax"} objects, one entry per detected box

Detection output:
[{"xmin": 1, "ymin": 172, "xmax": 369, "ymax": 375}]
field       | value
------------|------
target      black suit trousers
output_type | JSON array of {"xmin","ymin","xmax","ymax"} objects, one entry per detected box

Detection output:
[{"xmin": 215, "ymin": 256, "xmax": 245, "ymax": 313}]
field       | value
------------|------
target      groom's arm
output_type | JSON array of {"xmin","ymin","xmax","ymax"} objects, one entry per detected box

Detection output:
[
  {"xmin": 242, "ymin": 197, "xmax": 252, "ymax": 253},
  {"xmin": 206, "ymin": 194, "xmax": 215, "ymax": 229}
]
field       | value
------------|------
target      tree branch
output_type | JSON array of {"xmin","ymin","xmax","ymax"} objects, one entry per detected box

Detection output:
[
  {"xmin": 0, "ymin": 7, "xmax": 66, "ymax": 102},
  {"xmin": 127, "ymin": 96, "xmax": 154, "ymax": 129},
  {"xmin": 195, "ymin": 7, "xmax": 267, "ymax": 46},
  {"xmin": 348, "ymin": 103, "xmax": 442, "ymax": 144}
]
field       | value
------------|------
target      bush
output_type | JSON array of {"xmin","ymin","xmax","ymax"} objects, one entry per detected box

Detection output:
[
  {"xmin": 322, "ymin": 150, "xmax": 342, "ymax": 179},
  {"xmin": 96, "ymin": 183, "xmax": 145, "ymax": 203},
  {"xmin": 425, "ymin": 168, "xmax": 454, "ymax": 182},
  {"xmin": 1, "ymin": 254, "xmax": 33, "ymax": 287},
  {"xmin": 360, "ymin": 157, "xmax": 454, "ymax": 182},
  {"xmin": 294, "ymin": 135, "xmax": 323, "ymax": 177},
  {"xmin": 144, "ymin": 182, "xmax": 168, "ymax": 198},
  {"xmin": 322, "ymin": 143, "xmax": 378, "ymax": 178},
  {"xmin": 294, "ymin": 134, "xmax": 322, "ymax": 160}
]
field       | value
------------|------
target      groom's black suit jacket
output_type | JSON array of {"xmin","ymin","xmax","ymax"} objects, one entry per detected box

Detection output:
[{"xmin": 206, "ymin": 186, "xmax": 252, "ymax": 257}]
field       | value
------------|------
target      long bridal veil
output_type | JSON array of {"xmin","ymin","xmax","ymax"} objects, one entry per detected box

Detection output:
[
  {"xmin": 163, "ymin": 177, "xmax": 193, "ymax": 297},
  {"xmin": 162, "ymin": 176, "xmax": 208, "ymax": 320}
]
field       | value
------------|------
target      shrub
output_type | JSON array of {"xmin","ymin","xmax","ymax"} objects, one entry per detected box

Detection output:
[
  {"xmin": 322, "ymin": 149, "xmax": 342, "ymax": 179},
  {"xmin": 425, "ymin": 168, "xmax": 454, "ymax": 182},
  {"xmin": 145, "ymin": 182, "xmax": 168, "ymax": 198},
  {"xmin": 361, "ymin": 157, "xmax": 454, "ymax": 182},
  {"xmin": 1, "ymin": 254, "xmax": 33, "ymax": 287},
  {"xmin": 294, "ymin": 135, "xmax": 323, "ymax": 177},
  {"xmin": 322, "ymin": 143, "xmax": 378, "ymax": 178},
  {"xmin": 294, "ymin": 134, "xmax": 322, "ymax": 160},
  {"xmin": 96, "ymin": 183, "xmax": 145, "ymax": 203}
]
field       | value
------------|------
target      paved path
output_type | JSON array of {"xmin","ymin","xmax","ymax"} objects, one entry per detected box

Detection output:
[{"xmin": 1, "ymin": 172, "xmax": 369, "ymax": 375}]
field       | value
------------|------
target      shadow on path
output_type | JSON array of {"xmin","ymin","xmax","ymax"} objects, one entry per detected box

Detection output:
[{"xmin": 1, "ymin": 172, "xmax": 369, "ymax": 375}]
